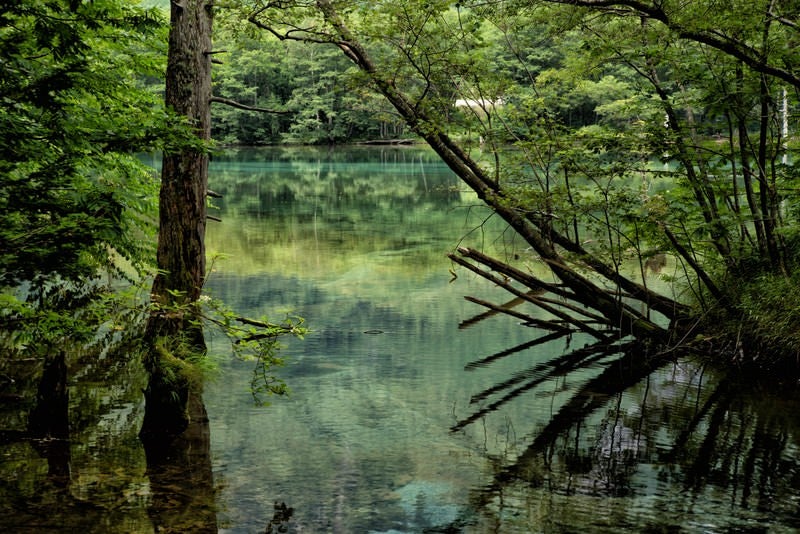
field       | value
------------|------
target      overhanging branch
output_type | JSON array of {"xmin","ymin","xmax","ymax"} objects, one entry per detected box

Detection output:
[
  {"xmin": 210, "ymin": 96, "xmax": 292, "ymax": 114},
  {"xmin": 551, "ymin": 0, "xmax": 800, "ymax": 89}
]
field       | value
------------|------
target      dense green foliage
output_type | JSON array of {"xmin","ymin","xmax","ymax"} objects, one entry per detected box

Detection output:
[
  {"xmin": 210, "ymin": 3, "xmax": 677, "ymax": 145},
  {"xmin": 211, "ymin": 19, "xmax": 407, "ymax": 145},
  {"xmin": 245, "ymin": 0, "xmax": 800, "ymax": 366},
  {"xmin": 0, "ymin": 0, "xmax": 172, "ymax": 290},
  {"xmin": 0, "ymin": 0, "xmax": 187, "ymax": 354}
]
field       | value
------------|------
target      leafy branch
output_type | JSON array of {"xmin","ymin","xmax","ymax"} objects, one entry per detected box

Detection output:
[{"xmin": 197, "ymin": 294, "xmax": 307, "ymax": 404}]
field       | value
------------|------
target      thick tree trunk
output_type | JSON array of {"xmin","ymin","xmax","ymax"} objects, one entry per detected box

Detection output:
[
  {"xmin": 150, "ymin": 0, "xmax": 213, "ymax": 330},
  {"xmin": 142, "ymin": 0, "xmax": 213, "ymax": 440}
]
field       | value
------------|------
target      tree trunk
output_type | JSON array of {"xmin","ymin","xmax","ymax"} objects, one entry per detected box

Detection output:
[
  {"xmin": 150, "ymin": 0, "xmax": 213, "ymax": 330},
  {"xmin": 312, "ymin": 0, "xmax": 677, "ymax": 342},
  {"xmin": 142, "ymin": 0, "xmax": 213, "ymax": 440}
]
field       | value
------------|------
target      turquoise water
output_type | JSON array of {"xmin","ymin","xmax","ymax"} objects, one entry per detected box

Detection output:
[
  {"xmin": 203, "ymin": 147, "xmax": 800, "ymax": 533},
  {"xmin": 1, "ymin": 146, "xmax": 799, "ymax": 532}
]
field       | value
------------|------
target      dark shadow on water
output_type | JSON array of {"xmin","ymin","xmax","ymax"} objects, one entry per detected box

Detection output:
[
  {"xmin": 452, "ymin": 337, "xmax": 637, "ymax": 432},
  {"xmin": 0, "ymin": 340, "xmax": 220, "ymax": 533},
  {"xmin": 27, "ymin": 350, "xmax": 71, "ymax": 486},
  {"xmin": 443, "ymin": 338, "xmax": 800, "ymax": 532},
  {"xmin": 142, "ymin": 391, "xmax": 218, "ymax": 533},
  {"xmin": 265, "ymin": 501, "xmax": 294, "ymax": 533},
  {"xmin": 0, "ymin": 349, "xmax": 89, "ymax": 532},
  {"xmin": 486, "ymin": 344, "xmax": 667, "ymax": 487}
]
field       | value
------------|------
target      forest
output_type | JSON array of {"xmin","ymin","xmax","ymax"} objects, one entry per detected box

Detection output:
[
  {"xmin": 240, "ymin": 0, "xmax": 800, "ymax": 370},
  {"xmin": 2, "ymin": 0, "xmax": 800, "ymax": 530},
  {"xmin": 2, "ymin": 0, "xmax": 800, "ymax": 437}
]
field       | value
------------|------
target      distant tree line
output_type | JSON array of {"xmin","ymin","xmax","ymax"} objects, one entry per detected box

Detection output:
[{"xmin": 210, "ymin": 28, "xmax": 408, "ymax": 145}]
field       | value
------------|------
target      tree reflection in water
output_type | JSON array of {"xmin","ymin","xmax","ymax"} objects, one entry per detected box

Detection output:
[
  {"xmin": 143, "ymin": 391, "xmax": 217, "ymax": 533},
  {"xmin": 447, "ymin": 311, "xmax": 800, "ymax": 532},
  {"xmin": 27, "ymin": 350, "xmax": 71, "ymax": 487},
  {"xmin": 5, "ymin": 147, "xmax": 800, "ymax": 531},
  {"xmin": 0, "ymin": 334, "xmax": 218, "ymax": 533}
]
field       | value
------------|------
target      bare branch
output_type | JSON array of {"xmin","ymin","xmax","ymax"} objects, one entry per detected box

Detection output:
[{"xmin": 210, "ymin": 96, "xmax": 292, "ymax": 114}]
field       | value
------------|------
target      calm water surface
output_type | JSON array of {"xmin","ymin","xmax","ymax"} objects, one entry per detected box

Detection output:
[
  {"xmin": 2, "ymin": 146, "xmax": 799, "ymax": 533},
  {"xmin": 202, "ymin": 147, "xmax": 800, "ymax": 533}
]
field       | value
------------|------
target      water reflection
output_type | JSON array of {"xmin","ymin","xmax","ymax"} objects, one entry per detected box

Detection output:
[
  {"xmin": 2, "ymin": 147, "xmax": 800, "ymax": 532},
  {"xmin": 203, "ymin": 147, "xmax": 800, "ymax": 533},
  {"xmin": 458, "ymin": 351, "xmax": 800, "ymax": 533},
  {"xmin": 0, "ymin": 339, "xmax": 151, "ymax": 532},
  {"xmin": 0, "ymin": 330, "xmax": 218, "ymax": 533},
  {"xmin": 28, "ymin": 351, "xmax": 71, "ymax": 486},
  {"xmin": 144, "ymin": 392, "xmax": 217, "ymax": 533}
]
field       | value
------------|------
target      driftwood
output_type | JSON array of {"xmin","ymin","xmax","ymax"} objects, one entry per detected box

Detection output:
[
  {"xmin": 463, "ymin": 295, "xmax": 570, "ymax": 333},
  {"xmin": 459, "ymin": 293, "xmax": 540, "ymax": 330}
]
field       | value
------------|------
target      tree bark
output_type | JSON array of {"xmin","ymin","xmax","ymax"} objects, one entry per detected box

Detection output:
[
  {"xmin": 142, "ymin": 0, "xmax": 213, "ymax": 440},
  {"xmin": 150, "ymin": 0, "xmax": 213, "ymax": 328},
  {"xmin": 311, "ymin": 0, "xmax": 675, "ymax": 342}
]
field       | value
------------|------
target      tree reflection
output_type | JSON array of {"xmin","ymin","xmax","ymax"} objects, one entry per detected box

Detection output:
[
  {"xmin": 0, "ymin": 345, "xmax": 149, "ymax": 532},
  {"xmin": 667, "ymin": 378, "xmax": 800, "ymax": 514},
  {"xmin": 448, "ymin": 333, "xmax": 800, "ymax": 531},
  {"xmin": 143, "ymin": 391, "xmax": 217, "ymax": 533},
  {"xmin": 265, "ymin": 501, "xmax": 294, "ymax": 533},
  {"xmin": 27, "ymin": 350, "xmax": 71, "ymax": 486},
  {"xmin": 0, "ymin": 334, "xmax": 219, "ymax": 533}
]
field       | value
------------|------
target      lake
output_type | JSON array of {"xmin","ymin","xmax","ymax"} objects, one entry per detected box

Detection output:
[{"xmin": 2, "ymin": 146, "xmax": 800, "ymax": 532}]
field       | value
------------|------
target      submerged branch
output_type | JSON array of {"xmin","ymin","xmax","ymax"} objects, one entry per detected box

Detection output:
[
  {"xmin": 451, "ymin": 248, "xmax": 615, "ymax": 340},
  {"xmin": 463, "ymin": 295, "xmax": 569, "ymax": 333},
  {"xmin": 453, "ymin": 247, "xmax": 568, "ymax": 297},
  {"xmin": 459, "ymin": 294, "xmax": 539, "ymax": 329},
  {"xmin": 464, "ymin": 331, "xmax": 571, "ymax": 370}
]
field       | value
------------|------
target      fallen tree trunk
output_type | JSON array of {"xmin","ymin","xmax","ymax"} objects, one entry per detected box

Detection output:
[
  {"xmin": 309, "ymin": 0, "xmax": 679, "ymax": 343},
  {"xmin": 248, "ymin": 1, "xmax": 691, "ymax": 345}
]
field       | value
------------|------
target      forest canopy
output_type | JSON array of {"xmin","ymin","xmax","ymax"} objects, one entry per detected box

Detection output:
[
  {"xmin": 2, "ymin": 0, "xmax": 800, "ymax": 370},
  {"xmin": 243, "ymin": 0, "xmax": 800, "ymax": 367}
]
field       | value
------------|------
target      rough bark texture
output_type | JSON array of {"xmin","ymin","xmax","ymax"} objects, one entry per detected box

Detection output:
[
  {"xmin": 142, "ymin": 0, "xmax": 213, "ymax": 440},
  {"xmin": 150, "ymin": 0, "xmax": 213, "ymax": 323}
]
